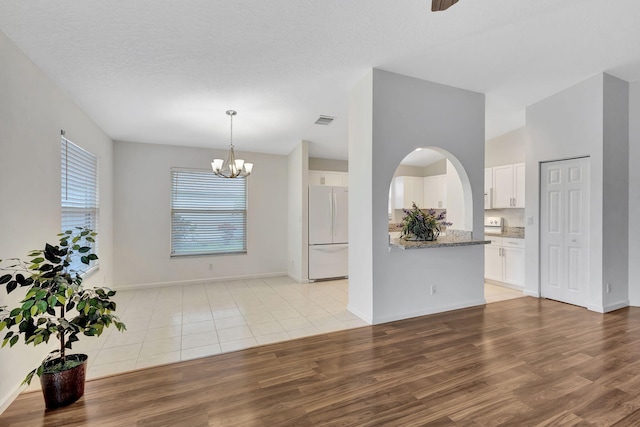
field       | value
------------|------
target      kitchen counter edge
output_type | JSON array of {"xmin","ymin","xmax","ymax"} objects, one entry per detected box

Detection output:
[{"xmin": 389, "ymin": 237, "xmax": 491, "ymax": 251}]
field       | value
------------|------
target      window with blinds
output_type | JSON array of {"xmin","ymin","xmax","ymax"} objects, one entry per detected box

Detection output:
[
  {"xmin": 61, "ymin": 135, "xmax": 99, "ymax": 273},
  {"xmin": 171, "ymin": 168, "xmax": 247, "ymax": 256}
]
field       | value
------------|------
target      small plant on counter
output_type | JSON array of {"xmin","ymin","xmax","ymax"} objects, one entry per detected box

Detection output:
[
  {"xmin": 400, "ymin": 202, "xmax": 452, "ymax": 241},
  {"xmin": 0, "ymin": 228, "xmax": 126, "ymax": 408}
]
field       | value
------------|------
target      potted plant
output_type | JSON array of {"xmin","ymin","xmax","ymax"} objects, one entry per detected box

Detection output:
[
  {"xmin": 0, "ymin": 228, "xmax": 125, "ymax": 409},
  {"xmin": 400, "ymin": 202, "xmax": 452, "ymax": 241}
]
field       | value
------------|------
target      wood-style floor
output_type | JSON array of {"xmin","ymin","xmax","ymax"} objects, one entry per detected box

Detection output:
[{"xmin": 3, "ymin": 296, "xmax": 640, "ymax": 426}]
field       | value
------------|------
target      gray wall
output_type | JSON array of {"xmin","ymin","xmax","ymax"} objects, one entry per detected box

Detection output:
[
  {"xmin": 349, "ymin": 69, "xmax": 485, "ymax": 324},
  {"xmin": 629, "ymin": 82, "xmax": 640, "ymax": 306},
  {"xmin": 602, "ymin": 74, "xmax": 629, "ymax": 310},
  {"xmin": 525, "ymin": 73, "xmax": 629, "ymax": 312},
  {"xmin": 0, "ymin": 31, "xmax": 115, "ymax": 412},
  {"xmin": 113, "ymin": 141, "xmax": 288, "ymax": 288}
]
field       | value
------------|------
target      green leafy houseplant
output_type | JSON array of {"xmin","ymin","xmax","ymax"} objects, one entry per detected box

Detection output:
[
  {"xmin": 0, "ymin": 228, "xmax": 126, "ymax": 387},
  {"xmin": 400, "ymin": 202, "xmax": 452, "ymax": 241}
]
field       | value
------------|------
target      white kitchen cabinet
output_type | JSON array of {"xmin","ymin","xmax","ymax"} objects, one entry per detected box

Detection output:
[
  {"xmin": 503, "ymin": 241, "xmax": 525, "ymax": 286},
  {"xmin": 484, "ymin": 237, "xmax": 503, "ymax": 281},
  {"xmin": 394, "ymin": 176, "xmax": 424, "ymax": 209},
  {"xmin": 492, "ymin": 163, "xmax": 525, "ymax": 208},
  {"xmin": 484, "ymin": 237, "xmax": 525, "ymax": 287},
  {"xmin": 484, "ymin": 168, "xmax": 493, "ymax": 209},
  {"xmin": 309, "ymin": 170, "xmax": 347, "ymax": 186},
  {"xmin": 423, "ymin": 175, "xmax": 446, "ymax": 209},
  {"xmin": 514, "ymin": 163, "xmax": 525, "ymax": 208}
]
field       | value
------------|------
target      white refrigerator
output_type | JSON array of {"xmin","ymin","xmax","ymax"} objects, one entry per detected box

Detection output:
[{"xmin": 308, "ymin": 185, "xmax": 348, "ymax": 280}]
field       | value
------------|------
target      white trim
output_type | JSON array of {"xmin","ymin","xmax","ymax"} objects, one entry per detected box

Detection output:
[
  {"xmin": 0, "ymin": 383, "xmax": 25, "ymax": 416},
  {"xmin": 524, "ymin": 289, "xmax": 540, "ymax": 298},
  {"xmin": 114, "ymin": 272, "xmax": 287, "ymax": 291},
  {"xmin": 347, "ymin": 304, "xmax": 373, "ymax": 324},
  {"xmin": 484, "ymin": 279, "xmax": 525, "ymax": 292},
  {"xmin": 287, "ymin": 273, "xmax": 310, "ymax": 284},
  {"xmin": 588, "ymin": 300, "xmax": 630, "ymax": 313},
  {"xmin": 370, "ymin": 299, "xmax": 486, "ymax": 325},
  {"xmin": 603, "ymin": 300, "xmax": 630, "ymax": 313}
]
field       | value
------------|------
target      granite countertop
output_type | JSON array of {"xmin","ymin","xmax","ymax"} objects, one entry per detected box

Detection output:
[
  {"xmin": 389, "ymin": 235, "xmax": 490, "ymax": 251},
  {"xmin": 485, "ymin": 227, "xmax": 525, "ymax": 239}
]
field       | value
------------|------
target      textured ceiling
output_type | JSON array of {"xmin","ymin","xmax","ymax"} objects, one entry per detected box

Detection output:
[{"xmin": 1, "ymin": 0, "xmax": 640, "ymax": 160}]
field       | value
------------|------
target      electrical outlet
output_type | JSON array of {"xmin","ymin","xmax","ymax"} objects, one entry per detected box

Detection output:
[
  {"xmin": 431, "ymin": 285, "xmax": 437, "ymax": 295},
  {"xmin": 606, "ymin": 283, "xmax": 611, "ymax": 294},
  {"xmin": 208, "ymin": 263, "xmax": 213, "ymax": 271}
]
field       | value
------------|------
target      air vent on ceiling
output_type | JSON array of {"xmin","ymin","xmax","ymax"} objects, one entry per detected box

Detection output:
[{"xmin": 314, "ymin": 115, "xmax": 335, "ymax": 125}]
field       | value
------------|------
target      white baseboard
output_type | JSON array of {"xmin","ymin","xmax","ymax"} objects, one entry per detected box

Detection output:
[
  {"xmin": 0, "ymin": 383, "xmax": 25, "ymax": 416},
  {"xmin": 346, "ymin": 304, "xmax": 373, "ymax": 324},
  {"xmin": 484, "ymin": 279, "xmax": 525, "ymax": 292},
  {"xmin": 371, "ymin": 299, "xmax": 486, "ymax": 325},
  {"xmin": 523, "ymin": 289, "xmax": 540, "ymax": 298},
  {"xmin": 287, "ymin": 273, "xmax": 310, "ymax": 284},
  {"xmin": 114, "ymin": 271, "xmax": 288, "ymax": 291},
  {"xmin": 588, "ymin": 300, "xmax": 630, "ymax": 313}
]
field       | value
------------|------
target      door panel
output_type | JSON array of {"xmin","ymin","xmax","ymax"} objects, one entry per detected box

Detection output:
[
  {"xmin": 547, "ymin": 245, "xmax": 560, "ymax": 288},
  {"xmin": 540, "ymin": 157, "xmax": 590, "ymax": 307}
]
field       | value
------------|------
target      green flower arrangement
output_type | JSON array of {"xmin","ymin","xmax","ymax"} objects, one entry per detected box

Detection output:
[{"xmin": 400, "ymin": 202, "xmax": 452, "ymax": 241}]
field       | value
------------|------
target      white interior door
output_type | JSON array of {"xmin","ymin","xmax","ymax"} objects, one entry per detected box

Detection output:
[{"xmin": 540, "ymin": 157, "xmax": 590, "ymax": 307}]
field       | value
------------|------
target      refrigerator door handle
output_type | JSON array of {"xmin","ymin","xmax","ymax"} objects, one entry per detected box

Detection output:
[
  {"xmin": 333, "ymin": 192, "xmax": 337, "ymax": 237},
  {"xmin": 329, "ymin": 191, "xmax": 334, "ymax": 237}
]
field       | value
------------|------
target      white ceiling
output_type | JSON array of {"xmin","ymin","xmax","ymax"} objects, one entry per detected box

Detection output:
[{"xmin": 2, "ymin": 0, "xmax": 640, "ymax": 160}]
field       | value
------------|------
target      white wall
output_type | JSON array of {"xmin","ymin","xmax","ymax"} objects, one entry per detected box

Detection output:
[
  {"xmin": 0, "ymin": 30, "xmax": 114, "ymax": 413},
  {"xmin": 485, "ymin": 127, "xmax": 526, "ymax": 167},
  {"xmin": 525, "ymin": 73, "xmax": 629, "ymax": 312},
  {"xmin": 629, "ymin": 81, "xmax": 640, "ymax": 306},
  {"xmin": 112, "ymin": 141, "xmax": 288, "ymax": 288},
  {"xmin": 445, "ymin": 159, "xmax": 467, "ymax": 230},
  {"xmin": 287, "ymin": 141, "xmax": 309, "ymax": 282},
  {"xmin": 309, "ymin": 157, "xmax": 347, "ymax": 172},
  {"xmin": 348, "ymin": 70, "xmax": 374, "ymax": 322},
  {"xmin": 485, "ymin": 127, "xmax": 526, "ymax": 227},
  {"xmin": 350, "ymin": 69, "xmax": 485, "ymax": 324}
]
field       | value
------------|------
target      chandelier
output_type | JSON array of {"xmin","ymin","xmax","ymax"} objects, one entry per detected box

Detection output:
[{"xmin": 211, "ymin": 110, "xmax": 253, "ymax": 178}]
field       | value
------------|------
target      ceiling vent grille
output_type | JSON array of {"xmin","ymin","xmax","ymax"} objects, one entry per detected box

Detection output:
[{"xmin": 314, "ymin": 115, "xmax": 335, "ymax": 125}]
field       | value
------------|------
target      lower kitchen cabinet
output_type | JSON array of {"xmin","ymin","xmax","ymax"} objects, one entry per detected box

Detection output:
[{"xmin": 484, "ymin": 237, "xmax": 525, "ymax": 287}]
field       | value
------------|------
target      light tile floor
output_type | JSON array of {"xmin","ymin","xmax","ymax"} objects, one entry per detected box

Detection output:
[
  {"xmin": 484, "ymin": 282, "xmax": 524, "ymax": 303},
  {"xmin": 26, "ymin": 278, "xmax": 524, "ymax": 391},
  {"xmin": 75, "ymin": 276, "xmax": 367, "ymax": 381}
]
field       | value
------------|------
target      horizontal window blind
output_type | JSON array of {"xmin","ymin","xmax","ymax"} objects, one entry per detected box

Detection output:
[
  {"xmin": 171, "ymin": 168, "xmax": 247, "ymax": 256},
  {"xmin": 61, "ymin": 135, "xmax": 99, "ymax": 273}
]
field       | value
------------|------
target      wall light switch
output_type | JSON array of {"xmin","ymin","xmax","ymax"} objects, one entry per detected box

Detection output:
[{"xmin": 526, "ymin": 216, "xmax": 534, "ymax": 225}]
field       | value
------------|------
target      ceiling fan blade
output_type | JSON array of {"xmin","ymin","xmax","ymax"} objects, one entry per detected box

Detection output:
[{"xmin": 432, "ymin": 0, "xmax": 459, "ymax": 12}]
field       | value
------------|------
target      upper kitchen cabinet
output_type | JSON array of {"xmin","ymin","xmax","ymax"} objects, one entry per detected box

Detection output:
[
  {"xmin": 394, "ymin": 176, "xmax": 424, "ymax": 209},
  {"xmin": 423, "ymin": 174, "xmax": 446, "ymax": 209},
  {"xmin": 309, "ymin": 170, "xmax": 348, "ymax": 186},
  {"xmin": 492, "ymin": 163, "xmax": 525, "ymax": 208}
]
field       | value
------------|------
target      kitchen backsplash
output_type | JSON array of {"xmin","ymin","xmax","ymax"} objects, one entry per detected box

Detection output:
[{"xmin": 485, "ymin": 208, "xmax": 525, "ymax": 227}]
